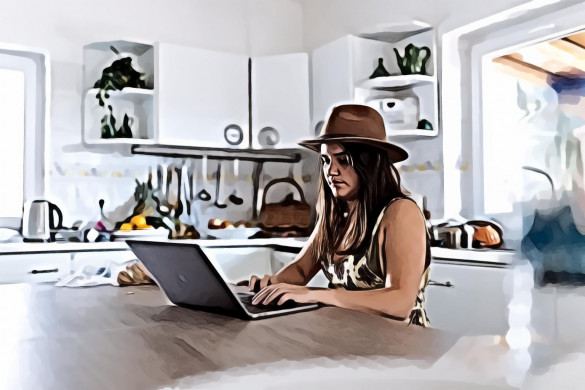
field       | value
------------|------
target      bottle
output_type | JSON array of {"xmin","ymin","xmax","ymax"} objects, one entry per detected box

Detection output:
[{"xmin": 369, "ymin": 58, "xmax": 391, "ymax": 79}]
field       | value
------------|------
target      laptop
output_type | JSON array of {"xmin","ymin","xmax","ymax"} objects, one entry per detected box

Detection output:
[{"xmin": 126, "ymin": 240, "xmax": 319, "ymax": 319}]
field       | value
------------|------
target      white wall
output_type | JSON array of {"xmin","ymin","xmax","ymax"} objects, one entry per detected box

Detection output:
[{"xmin": 299, "ymin": 0, "xmax": 529, "ymax": 52}]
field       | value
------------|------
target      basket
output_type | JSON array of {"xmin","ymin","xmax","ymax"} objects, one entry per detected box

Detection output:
[{"xmin": 259, "ymin": 178, "xmax": 312, "ymax": 230}]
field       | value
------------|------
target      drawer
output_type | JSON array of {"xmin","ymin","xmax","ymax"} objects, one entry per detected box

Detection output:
[{"xmin": 0, "ymin": 253, "xmax": 71, "ymax": 284}]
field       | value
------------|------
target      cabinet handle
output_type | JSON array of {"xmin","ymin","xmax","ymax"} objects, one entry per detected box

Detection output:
[
  {"xmin": 258, "ymin": 127, "xmax": 280, "ymax": 146},
  {"xmin": 428, "ymin": 279, "xmax": 453, "ymax": 288},
  {"xmin": 224, "ymin": 124, "xmax": 244, "ymax": 146},
  {"xmin": 29, "ymin": 268, "xmax": 59, "ymax": 275}
]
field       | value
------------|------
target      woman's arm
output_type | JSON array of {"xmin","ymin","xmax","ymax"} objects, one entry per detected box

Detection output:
[
  {"xmin": 270, "ymin": 234, "xmax": 321, "ymax": 285},
  {"xmin": 242, "ymin": 230, "xmax": 321, "ymax": 292},
  {"xmin": 255, "ymin": 199, "xmax": 426, "ymax": 319}
]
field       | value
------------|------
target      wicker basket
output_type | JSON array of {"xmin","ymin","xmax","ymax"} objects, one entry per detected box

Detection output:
[{"xmin": 259, "ymin": 178, "xmax": 312, "ymax": 230}]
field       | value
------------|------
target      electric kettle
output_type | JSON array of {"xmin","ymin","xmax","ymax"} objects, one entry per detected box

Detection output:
[{"xmin": 22, "ymin": 200, "xmax": 64, "ymax": 242}]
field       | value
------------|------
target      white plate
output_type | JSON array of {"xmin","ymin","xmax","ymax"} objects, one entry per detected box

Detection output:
[
  {"xmin": 111, "ymin": 227, "xmax": 169, "ymax": 241},
  {"xmin": 207, "ymin": 227, "xmax": 261, "ymax": 240}
]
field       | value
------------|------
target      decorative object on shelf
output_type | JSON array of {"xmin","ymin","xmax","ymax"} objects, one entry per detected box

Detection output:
[
  {"xmin": 118, "ymin": 113, "xmax": 135, "ymax": 138},
  {"xmin": 100, "ymin": 105, "xmax": 135, "ymax": 139},
  {"xmin": 368, "ymin": 92, "xmax": 420, "ymax": 130},
  {"xmin": 100, "ymin": 105, "xmax": 117, "ymax": 139},
  {"xmin": 93, "ymin": 46, "xmax": 147, "ymax": 107},
  {"xmin": 393, "ymin": 43, "xmax": 431, "ymax": 75},
  {"xmin": 369, "ymin": 58, "xmax": 391, "ymax": 79},
  {"xmin": 417, "ymin": 118, "xmax": 433, "ymax": 130}
]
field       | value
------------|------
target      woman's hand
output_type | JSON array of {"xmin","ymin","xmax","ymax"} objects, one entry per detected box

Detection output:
[
  {"xmin": 236, "ymin": 274, "xmax": 273, "ymax": 293},
  {"xmin": 252, "ymin": 283, "xmax": 323, "ymax": 305}
]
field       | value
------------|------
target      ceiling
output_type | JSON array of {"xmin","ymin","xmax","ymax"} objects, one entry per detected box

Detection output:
[{"xmin": 493, "ymin": 31, "xmax": 585, "ymax": 83}]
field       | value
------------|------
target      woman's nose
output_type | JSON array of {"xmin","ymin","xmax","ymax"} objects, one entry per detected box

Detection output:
[{"xmin": 327, "ymin": 161, "xmax": 340, "ymax": 176}]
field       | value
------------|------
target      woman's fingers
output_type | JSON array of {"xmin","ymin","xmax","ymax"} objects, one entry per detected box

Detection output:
[
  {"xmin": 248, "ymin": 275, "xmax": 260, "ymax": 292},
  {"xmin": 260, "ymin": 274, "xmax": 272, "ymax": 289},
  {"xmin": 277, "ymin": 293, "xmax": 292, "ymax": 306},
  {"xmin": 252, "ymin": 283, "xmax": 278, "ymax": 304},
  {"xmin": 236, "ymin": 280, "xmax": 250, "ymax": 287},
  {"xmin": 260, "ymin": 286, "xmax": 282, "ymax": 305}
]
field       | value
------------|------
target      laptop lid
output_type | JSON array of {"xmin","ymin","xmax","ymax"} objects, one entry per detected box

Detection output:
[{"xmin": 126, "ymin": 240, "xmax": 245, "ymax": 317}]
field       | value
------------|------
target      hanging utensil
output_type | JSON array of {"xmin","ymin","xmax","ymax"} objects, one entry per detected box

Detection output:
[
  {"xmin": 188, "ymin": 159, "xmax": 200, "ymax": 228},
  {"xmin": 173, "ymin": 161, "xmax": 184, "ymax": 218},
  {"xmin": 188, "ymin": 160, "xmax": 194, "ymax": 202},
  {"xmin": 197, "ymin": 155, "xmax": 212, "ymax": 201},
  {"xmin": 179, "ymin": 162, "xmax": 193, "ymax": 225},
  {"xmin": 153, "ymin": 161, "xmax": 172, "ymax": 216},
  {"xmin": 213, "ymin": 161, "xmax": 228, "ymax": 209},
  {"xmin": 228, "ymin": 158, "xmax": 244, "ymax": 206},
  {"xmin": 184, "ymin": 162, "xmax": 192, "ymax": 217}
]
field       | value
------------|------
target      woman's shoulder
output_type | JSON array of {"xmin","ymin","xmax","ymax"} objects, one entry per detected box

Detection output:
[{"xmin": 379, "ymin": 197, "xmax": 425, "ymax": 229}]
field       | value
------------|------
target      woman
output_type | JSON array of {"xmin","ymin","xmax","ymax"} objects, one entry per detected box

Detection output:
[{"xmin": 246, "ymin": 104, "xmax": 431, "ymax": 326}]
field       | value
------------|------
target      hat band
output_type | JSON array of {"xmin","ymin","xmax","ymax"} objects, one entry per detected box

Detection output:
[{"xmin": 315, "ymin": 133, "xmax": 384, "ymax": 141}]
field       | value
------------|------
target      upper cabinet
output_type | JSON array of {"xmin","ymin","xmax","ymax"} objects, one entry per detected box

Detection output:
[
  {"xmin": 83, "ymin": 41, "xmax": 311, "ymax": 151},
  {"xmin": 156, "ymin": 44, "xmax": 249, "ymax": 149},
  {"xmin": 82, "ymin": 40, "xmax": 249, "ymax": 148},
  {"xmin": 311, "ymin": 22, "xmax": 439, "ymax": 139},
  {"xmin": 251, "ymin": 53, "xmax": 310, "ymax": 149}
]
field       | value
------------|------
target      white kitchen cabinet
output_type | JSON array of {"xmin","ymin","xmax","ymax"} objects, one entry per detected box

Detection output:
[
  {"xmin": 157, "ymin": 44, "xmax": 249, "ymax": 149},
  {"xmin": 311, "ymin": 23, "xmax": 439, "ymax": 139},
  {"xmin": 251, "ymin": 53, "xmax": 310, "ymax": 149},
  {"xmin": 83, "ymin": 40, "xmax": 249, "ymax": 148},
  {"xmin": 201, "ymin": 246, "xmax": 272, "ymax": 284},
  {"xmin": 311, "ymin": 35, "xmax": 356, "ymax": 136},
  {"xmin": 0, "ymin": 253, "xmax": 71, "ymax": 284},
  {"xmin": 425, "ymin": 261, "xmax": 512, "ymax": 335}
]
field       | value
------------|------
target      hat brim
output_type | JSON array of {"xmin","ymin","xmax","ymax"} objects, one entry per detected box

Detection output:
[{"xmin": 298, "ymin": 136, "xmax": 408, "ymax": 163}]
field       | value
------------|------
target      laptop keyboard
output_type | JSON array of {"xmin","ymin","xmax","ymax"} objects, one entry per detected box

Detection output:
[{"xmin": 237, "ymin": 293, "xmax": 301, "ymax": 313}]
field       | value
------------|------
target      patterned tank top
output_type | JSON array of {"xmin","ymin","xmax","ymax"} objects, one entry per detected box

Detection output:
[{"xmin": 320, "ymin": 197, "xmax": 431, "ymax": 327}]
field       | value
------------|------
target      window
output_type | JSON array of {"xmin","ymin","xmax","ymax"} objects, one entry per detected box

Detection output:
[{"xmin": 0, "ymin": 47, "xmax": 48, "ymax": 230}]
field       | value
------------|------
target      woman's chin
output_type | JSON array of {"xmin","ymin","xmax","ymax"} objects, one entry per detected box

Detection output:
[{"xmin": 333, "ymin": 191, "xmax": 355, "ymax": 202}]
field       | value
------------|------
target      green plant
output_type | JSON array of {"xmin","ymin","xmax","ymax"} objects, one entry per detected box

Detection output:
[{"xmin": 94, "ymin": 46, "xmax": 146, "ymax": 107}]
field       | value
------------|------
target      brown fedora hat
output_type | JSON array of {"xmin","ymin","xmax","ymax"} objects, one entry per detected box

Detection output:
[{"xmin": 299, "ymin": 104, "xmax": 408, "ymax": 163}]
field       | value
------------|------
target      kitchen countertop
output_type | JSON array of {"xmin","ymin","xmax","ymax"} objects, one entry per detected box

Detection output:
[
  {"xmin": 0, "ymin": 238, "xmax": 518, "ymax": 265},
  {"xmin": 1, "ymin": 283, "xmax": 523, "ymax": 390}
]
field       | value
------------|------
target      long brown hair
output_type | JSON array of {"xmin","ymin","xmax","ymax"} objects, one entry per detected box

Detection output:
[{"xmin": 312, "ymin": 142, "xmax": 409, "ymax": 262}]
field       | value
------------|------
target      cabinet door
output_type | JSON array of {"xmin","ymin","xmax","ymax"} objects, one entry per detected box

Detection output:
[
  {"xmin": 157, "ymin": 43, "xmax": 249, "ymax": 148},
  {"xmin": 201, "ymin": 247, "xmax": 271, "ymax": 284},
  {"xmin": 251, "ymin": 53, "xmax": 310, "ymax": 149},
  {"xmin": 311, "ymin": 36, "xmax": 354, "ymax": 136},
  {"xmin": 0, "ymin": 254, "xmax": 71, "ymax": 284},
  {"xmin": 425, "ymin": 262, "xmax": 511, "ymax": 335}
]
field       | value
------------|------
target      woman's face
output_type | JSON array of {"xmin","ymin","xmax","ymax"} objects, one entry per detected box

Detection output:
[{"xmin": 320, "ymin": 143, "xmax": 360, "ymax": 201}]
